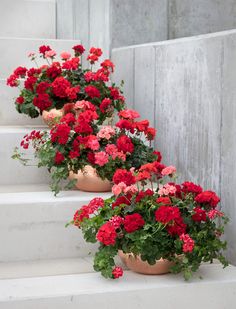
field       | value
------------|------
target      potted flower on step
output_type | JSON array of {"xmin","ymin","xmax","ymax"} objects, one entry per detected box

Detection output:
[{"xmin": 70, "ymin": 164, "xmax": 228, "ymax": 280}]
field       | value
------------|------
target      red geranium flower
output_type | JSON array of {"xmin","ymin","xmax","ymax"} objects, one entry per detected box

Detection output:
[
  {"xmin": 112, "ymin": 266, "xmax": 123, "ymax": 279},
  {"xmin": 113, "ymin": 169, "xmax": 136, "ymax": 186},
  {"xmin": 50, "ymin": 123, "xmax": 71, "ymax": 144},
  {"xmin": 182, "ymin": 182, "xmax": 203, "ymax": 195},
  {"xmin": 96, "ymin": 222, "xmax": 117, "ymax": 246},
  {"xmin": 118, "ymin": 109, "xmax": 140, "ymax": 120},
  {"xmin": 195, "ymin": 191, "xmax": 220, "ymax": 208},
  {"xmin": 33, "ymin": 93, "xmax": 52, "ymax": 111},
  {"xmin": 155, "ymin": 206, "xmax": 181, "ymax": 224},
  {"xmin": 52, "ymin": 76, "xmax": 71, "ymax": 98},
  {"xmin": 124, "ymin": 213, "xmax": 145, "ymax": 233},
  {"xmin": 156, "ymin": 197, "xmax": 172, "ymax": 206},
  {"xmin": 192, "ymin": 207, "xmax": 207, "ymax": 222},
  {"xmin": 54, "ymin": 151, "xmax": 65, "ymax": 164},
  {"xmin": 73, "ymin": 44, "xmax": 85, "ymax": 55},
  {"xmin": 85, "ymin": 85, "xmax": 100, "ymax": 98},
  {"xmin": 116, "ymin": 135, "xmax": 134, "ymax": 153}
]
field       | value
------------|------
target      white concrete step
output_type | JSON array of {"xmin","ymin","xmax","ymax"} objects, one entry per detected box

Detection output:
[
  {"xmin": 0, "ymin": 126, "xmax": 50, "ymax": 186},
  {"xmin": 0, "ymin": 79, "xmax": 44, "ymax": 125},
  {"xmin": 0, "ymin": 264, "xmax": 236, "ymax": 309},
  {"xmin": 0, "ymin": 0, "xmax": 56, "ymax": 39},
  {"xmin": 0, "ymin": 257, "xmax": 94, "ymax": 280},
  {"xmin": 0, "ymin": 189, "xmax": 111, "ymax": 262},
  {"xmin": 0, "ymin": 37, "xmax": 80, "ymax": 78}
]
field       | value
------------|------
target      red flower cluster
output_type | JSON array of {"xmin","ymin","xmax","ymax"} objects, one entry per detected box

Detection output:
[
  {"xmin": 54, "ymin": 151, "xmax": 65, "ymax": 164},
  {"xmin": 116, "ymin": 135, "xmax": 134, "ymax": 153},
  {"xmin": 182, "ymin": 182, "xmax": 203, "ymax": 195},
  {"xmin": 96, "ymin": 222, "xmax": 117, "ymax": 245},
  {"xmin": 87, "ymin": 47, "xmax": 102, "ymax": 64},
  {"xmin": 113, "ymin": 169, "xmax": 136, "ymax": 186},
  {"xmin": 123, "ymin": 213, "xmax": 145, "ymax": 233},
  {"xmin": 33, "ymin": 93, "xmax": 52, "ymax": 111},
  {"xmin": 155, "ymin": 206, "xmax": 180, "ymax": 224},
  {"xmin": 85, "ymin": 85, "xmax": 101, "ymax": 98},
  {"xmin": 180, "ymin": 234, "xmax": 195, "ymax": 253},
  {"xmin": 50, "ymin": 123, "xmax": 71, "ymax": 144},
  {"xmin": 51, "ymin": 76, "xmax": 71, "ymax": 98},
  {"xmin": 112, "ymin": 266, "xmax": 123, "ymax": 279},
  {"xmin": 195, "ymin": 191, "xmax": 220, "ymax": 208},
  {"xmin": 192, "ymin": 207, "xmax": 207, "ymax": 222}
]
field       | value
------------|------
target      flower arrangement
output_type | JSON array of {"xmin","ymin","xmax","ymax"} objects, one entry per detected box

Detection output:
[
  {"xmin": 13, "ymin": 108, "xmax": 158, "ymax": 194},
  {"xmin": 70, "ymin": 163, "xmax": 228, "ymax": 280},
  {"xmin": 7, "ymin": 44, "xmax": 124, "ymax": 121}
]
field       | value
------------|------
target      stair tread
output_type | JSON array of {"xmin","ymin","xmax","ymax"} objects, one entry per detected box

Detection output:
[
  {"xmin": 0, "ymin": 264, "xmax": 236, "ymax": 302},
  {"xmin": 0, "ymin": 188, "xmax": 112, "ymax": 204},
  {"xmin": 0, "ymin": 257, "xmax": 94, "ymax": 280}
]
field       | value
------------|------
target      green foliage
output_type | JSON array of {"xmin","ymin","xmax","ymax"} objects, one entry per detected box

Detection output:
[{"xmin": 76, "ymin": 190, "xmax": 229, "ymax": 281}]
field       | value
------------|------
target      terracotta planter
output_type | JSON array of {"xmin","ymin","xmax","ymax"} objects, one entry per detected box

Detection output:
[
  {"xmin": 69, "ymin": 165, "xmax": 112, "ymax": 192},
  {"xmin": 42, "ymin": 109, "xmax": 63, "ymax": 127},
  {"xmin": 118, "ymin": 250, "xmax": 175, "ymax": 275}
]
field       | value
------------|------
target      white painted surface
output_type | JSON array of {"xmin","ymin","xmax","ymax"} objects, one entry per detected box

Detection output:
[
  {"xmin": 111, "ymin": 29, "xmax": 236, "ymax": 265},
  {"xmin": 0, "ymin": 190, "xmax": 111, "ymax": 262},
  {"xmin": 0, "ymin": 0, "xmax": 56, "ymax": 39},
  {"xmin": 0, "ymin": 127, "xmax": 50, "ymax": 186},
  {"xmin": 0, "ymin": 257, "xmax": 94, "ymax": 279},
  {"xmin": 0, "ymin": 38, "xmax": 79, "ymax": 78},
  {"xmin": 0, "ymin": 264, "xmax": 235, "ymax": 308},
  {"xmin": 0, "ymin": 80, "xmax": 44, "ymax": 126}
]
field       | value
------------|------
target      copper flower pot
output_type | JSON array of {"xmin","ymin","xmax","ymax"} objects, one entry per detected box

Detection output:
[
  {"xmin": 118, "ymin": 250, "xmax": 174, "ymax": 275},
  {"xmin": 69, "ymin": 166, "xmax": 112, "ymax": 192},
  {"xmin": 42, "ymin": 109, "xmax": 63, "ymax": 127}
]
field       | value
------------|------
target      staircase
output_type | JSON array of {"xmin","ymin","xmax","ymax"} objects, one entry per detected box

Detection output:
[{"xmin": 0, "ymin": 1, "xmax": 236, "ymax": 308}]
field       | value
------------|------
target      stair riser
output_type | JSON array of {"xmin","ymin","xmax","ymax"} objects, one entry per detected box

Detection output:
[
  {"xmin": 0, "ymin": 80, "xmax": 44, "ymax": 125},
  {"xmin": 0, "ymin": 38, "xmax": 80, "ymax": 78},
  {"xmin": 0, "ymin": 128, "xmax": 50, "ymax": 185},
  {"xmin": 1, "ymin": 275, "xmax": 236, "ymax": 309},
  {"xmin": 0, "ymin": 0, "xmax": 56, "ymax": 39},
  {"xmin": 0, "ymin": 201, "xmax": 97, "ymax": 262}
]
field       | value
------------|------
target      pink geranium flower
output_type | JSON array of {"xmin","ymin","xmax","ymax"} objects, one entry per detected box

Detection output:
[
  {"xmin": 161, "ymin": 165, "xmax": 176, "ymax": 176},
  {"xmin": 94, "ymin": 151, "xmax": 109, "ymax": 166}
]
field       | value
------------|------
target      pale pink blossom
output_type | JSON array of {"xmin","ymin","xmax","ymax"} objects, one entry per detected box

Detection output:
[
  {"xmin": 207, "ymin": 209, "xmax": 224, "ymax": 220},
  {"xmin": 111, "ymin": 151, "xmax": 126, "ymax": 161},
  {"xmin": 158, "ymin": 184, "xmax": 177, "ymax": 196},
  {"xmin": 75, "ymin": 100, "xmax": 91, "ymax": 110},
  {"xmin": 94, "ymin": 151, "xmax": 109, "ymax": 166},
  {"xmin": 45, "ymin": 50, "xmax": 56, "ymax": 58},
  {"xmin": 112, "ymin": 182, "xmax": 127, "ymax": 196},
  {"xmin": 105, "ymin": 144, "xmax": 118, "ymax": 155},
  {"xmin": 124, "ymin": 185, "xmax": 138, "ymax": 194},
  {"xmin": 60, "ymin": 51, "xmax": 71, "ymax": 60},
  {"xmin": 161, "ymin": 165, "xmax": 177, "ymax": 176},
  {"xmin": 97, "ymin": 126, "xmax": 115, "ymax": 140}
]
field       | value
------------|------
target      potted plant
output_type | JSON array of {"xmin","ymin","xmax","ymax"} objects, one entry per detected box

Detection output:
[
  {"xmin": 13, "ymin": 108, "xmax": 159, "ymax": 194},
  {"xmin": 7, "ymin": 44, "xmax": 124, "ymax": 124},
  {"xmin": 70, "ymin": 163, "xmax": 228, "ymax": 280}
]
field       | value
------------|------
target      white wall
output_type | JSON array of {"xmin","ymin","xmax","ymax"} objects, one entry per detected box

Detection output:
[{"xmin": 111, "ymin": 29, "xmax": 236, "ymax": 265}]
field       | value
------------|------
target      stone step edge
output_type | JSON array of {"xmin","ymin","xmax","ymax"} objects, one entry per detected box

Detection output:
[
  {"xmin": 0, "ymin": 257, "xmax": 95, "ymax": 280},
  {"xmin": 0, "ymin": 264, "xmax": 235, "ymax": 304},
  {"xmin": 0, "ymin": 189, "xmax": 112, "ymax": 205}
]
